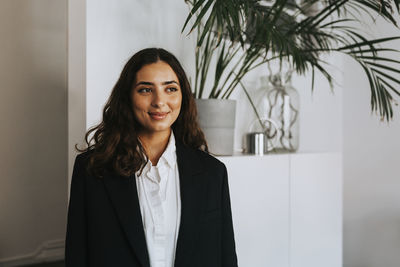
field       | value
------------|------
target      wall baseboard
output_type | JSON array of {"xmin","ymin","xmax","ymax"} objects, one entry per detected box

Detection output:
[{"xmin": 0, "ymin": 239, "xmax": 64, "ymax": 267}]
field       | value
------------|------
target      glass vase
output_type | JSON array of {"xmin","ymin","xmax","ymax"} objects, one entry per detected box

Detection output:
[{"xmin": 254, "ymin": 70, "xmax": 300, "ymax": 152}]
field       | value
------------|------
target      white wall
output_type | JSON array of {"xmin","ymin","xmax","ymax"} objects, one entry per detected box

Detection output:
[
  {"xmin": 342, "ymin": 16, "xmax": 400, "ymax": 267},
  {"xmin": 0, "ymin": 0, "xmax": 67, "ymax": 264}
]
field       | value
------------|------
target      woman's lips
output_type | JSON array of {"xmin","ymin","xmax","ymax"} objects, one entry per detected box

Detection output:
[{"xmin": 148, "ymin": 112, "xmax": 169, "ymax": 120}]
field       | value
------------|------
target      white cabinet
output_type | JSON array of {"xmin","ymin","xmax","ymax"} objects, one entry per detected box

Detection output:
[{"xmin": 218, "ymin": 153, "xmax": 342, "ymax": 267}]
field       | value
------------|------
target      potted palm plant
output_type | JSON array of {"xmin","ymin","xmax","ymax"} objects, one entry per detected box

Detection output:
[{"xmin": 182, "ymin": 0, "xmax": 400, "ymax": 154}]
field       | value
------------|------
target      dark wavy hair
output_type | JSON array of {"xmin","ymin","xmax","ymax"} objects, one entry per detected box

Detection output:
[{"xmin": 76, "ymin": 48, "xmax": 208, "ymax": 178}]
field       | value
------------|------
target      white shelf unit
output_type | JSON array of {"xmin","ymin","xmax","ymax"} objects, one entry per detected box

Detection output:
[{"xmin": 218, "ymin": 153, "xmax": 342, "ymax": 267}]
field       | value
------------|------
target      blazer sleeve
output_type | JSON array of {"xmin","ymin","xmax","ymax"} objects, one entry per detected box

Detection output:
[
  {"xmin": 65, "ymin": 154, "xmax": 88, "ymax": 267},
  {"xmin": 221, "ymin": 164, "xmax": 239, "ymax": 267}
]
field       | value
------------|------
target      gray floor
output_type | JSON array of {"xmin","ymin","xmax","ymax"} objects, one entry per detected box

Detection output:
[{"xmin": 24, "ymin": 261, "xmax": 64, "ymax": 267}]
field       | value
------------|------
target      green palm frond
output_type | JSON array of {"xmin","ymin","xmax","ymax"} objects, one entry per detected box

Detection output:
[{"xmin": 183, "ymin": 0, "xmax": 400, "ymax": 121}]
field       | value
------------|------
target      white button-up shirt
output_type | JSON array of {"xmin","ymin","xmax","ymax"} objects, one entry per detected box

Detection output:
[{"xmin": 135, "ymin": 131, "xmax": 181, "ymax": 267}]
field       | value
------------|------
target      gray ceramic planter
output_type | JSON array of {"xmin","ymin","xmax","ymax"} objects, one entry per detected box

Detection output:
[{"xmin": 195, "ymin": 99, "xmax": 236, "ymax": 155}]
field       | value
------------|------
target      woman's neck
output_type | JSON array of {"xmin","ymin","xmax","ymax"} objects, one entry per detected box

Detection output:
[{"xmin": 138, "ymin": 129, "xmax": 171, "ymax": 166}]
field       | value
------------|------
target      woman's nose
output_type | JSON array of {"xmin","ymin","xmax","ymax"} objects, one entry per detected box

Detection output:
[{"xmin": 151, "ymin": 91, "xmax": 165, "ymax": 107}]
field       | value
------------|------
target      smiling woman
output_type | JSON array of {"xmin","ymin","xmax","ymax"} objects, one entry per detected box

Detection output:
[
  {"xmin": 65, "ymin": 48, "xmax": 238, "ymax": 267},
  {"xmin": 132, "ymin": 61, "xmax": 182, "ymax": 165},
  {"xmin": 132, "ymin": 61, "xmax": 183, "ymax": 164}
]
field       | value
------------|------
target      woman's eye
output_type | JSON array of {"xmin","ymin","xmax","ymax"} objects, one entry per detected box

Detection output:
[
  {"xmin": 166, "ymin": 87, "xmax": 178, "ymax": 92},
  {"xmin": 138, "ymin": 88, "xmax": 151, "ymax": 93}
]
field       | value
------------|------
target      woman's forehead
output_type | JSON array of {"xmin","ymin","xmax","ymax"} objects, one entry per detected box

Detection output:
[{"xmin": 135, "ymin": 61, "xmax": 179, "ymax": 85}]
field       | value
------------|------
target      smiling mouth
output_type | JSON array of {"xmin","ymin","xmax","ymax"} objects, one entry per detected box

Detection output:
[{"xmin": 148, "ymin": 112, "xmax": 169, "ymax": 120}]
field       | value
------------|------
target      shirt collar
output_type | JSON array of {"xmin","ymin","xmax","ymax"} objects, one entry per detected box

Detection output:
[
  {"xmin": 136, "ymin": 131, "xmax": 177, "ymax": 176},
  {"xmin": 158, "ymin": 130, "xmax": 176, "ymax": 169}
]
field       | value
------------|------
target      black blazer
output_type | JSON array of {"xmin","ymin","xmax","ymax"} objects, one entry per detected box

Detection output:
[{"xmin": 65, "ymin": 139, "xmax": 238, "ymax": 267}]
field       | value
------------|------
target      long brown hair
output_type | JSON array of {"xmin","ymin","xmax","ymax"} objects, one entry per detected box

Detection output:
[{"xmin": 76, "ymin": 48, "xmax": 208, "ymax": 178}]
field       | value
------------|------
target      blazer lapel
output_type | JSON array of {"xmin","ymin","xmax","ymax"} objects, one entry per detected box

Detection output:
[
  {"xmin": 102, "ymin": 171, "xmax": 150, "ymax": 267},
  {"xmin": 174, "ymin": 140, "xmax": 207, "ymax": 267}
]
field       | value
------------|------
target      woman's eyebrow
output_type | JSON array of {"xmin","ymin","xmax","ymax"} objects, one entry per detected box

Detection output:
[
  {"xmin": 162, "ymin": 80, "xmax": 179, "ymax": 85},
  {"xmin": 135, "ymin": 80, "xmax": 179, "ymax": 86},
  {"xmin": 135, "ymin": 81, "xmax": 153, "ymax": 86}
]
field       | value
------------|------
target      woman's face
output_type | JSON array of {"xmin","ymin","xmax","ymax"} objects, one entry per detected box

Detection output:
[{"xmin": 131, "ymin": 61, "xmax": 182, "ymax": 136}]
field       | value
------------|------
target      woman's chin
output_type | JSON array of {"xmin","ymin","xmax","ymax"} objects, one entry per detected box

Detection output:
[{"xmin": 141, "ymin": 124, "xmax": 172, "ymax": 135}]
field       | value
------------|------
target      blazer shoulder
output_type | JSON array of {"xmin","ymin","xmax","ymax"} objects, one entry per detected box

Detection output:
[
  {"xmin": 176, "ymin": 139, "xmax": 227, "ymax": 176},
  {"xmin": 192, "ymin": 147, "xmax": 227, "ymax": 173},
  {"xmin": 74, "ymin": 149, "xmax": 95, "ymax": 164},
  {"xmin": 196, "ymin": 149, "xmax": 224, "ymax": 165},
  {"xmin": 72, "ymin": 149, "xmax": 96, "ymax": 177}
]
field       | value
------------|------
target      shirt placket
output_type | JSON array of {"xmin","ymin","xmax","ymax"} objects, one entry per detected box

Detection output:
[{"xmin": 146, "ymin": 166, "xmax": 167, "ymax": 267}]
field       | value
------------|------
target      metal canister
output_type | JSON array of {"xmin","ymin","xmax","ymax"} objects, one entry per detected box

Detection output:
[{"xmin": 246, "ymin": 132, "xmax": 269, "ymax": 155}]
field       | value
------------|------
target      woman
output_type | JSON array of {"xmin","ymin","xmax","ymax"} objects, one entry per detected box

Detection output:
[{"xmin": 65, "ymin": 48, "xmax": 238, "ymax": 267}]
